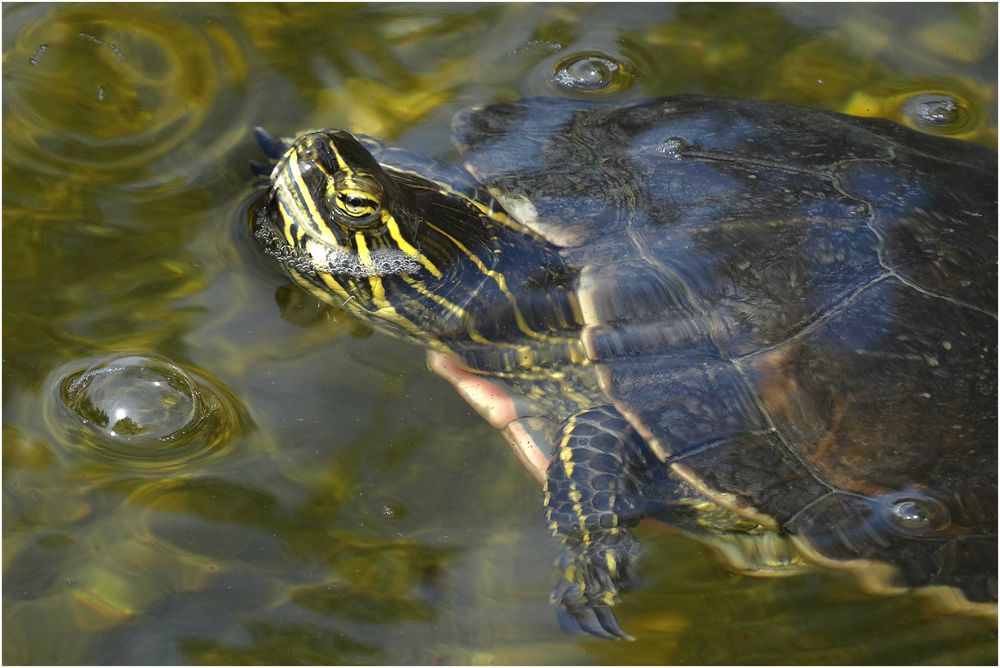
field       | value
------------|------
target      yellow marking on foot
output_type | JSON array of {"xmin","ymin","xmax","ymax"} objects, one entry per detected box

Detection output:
[
  {"xmin": 605, "ymin": 551, "xmax": 618, "ymax": 578},
  {"xmin": 571, "ymin": 500, "xmax": 591, "ymax": 544},
  {"xmin": 558, "ymin": 415, "xmax": 577, "ymax": 477}
]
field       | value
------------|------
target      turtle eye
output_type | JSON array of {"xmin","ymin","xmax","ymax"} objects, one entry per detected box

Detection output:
[
  {"xmin": 337, "ymin": 192, "xmax": 378, "ymax": 217},
  {"xmin": 326, "ymin": 170, "xmax": 383, "ymax": 227}
]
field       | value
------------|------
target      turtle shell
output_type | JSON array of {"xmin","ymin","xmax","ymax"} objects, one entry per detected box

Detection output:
[{"xmin": 451, "ymin": 96, "xmax": 997, "ymax": 607}]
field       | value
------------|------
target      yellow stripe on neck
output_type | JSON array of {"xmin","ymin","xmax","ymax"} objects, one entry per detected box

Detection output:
[
  {"xmin": 353, "ymin": 232, "xmax": 374, "ymax": 269},
  {"xmin": 385, "ymin": 214, "xmax": 442, "ymax": 278},
  {"xmin": 353, "ymin": 232, "xmax": 388, "ymax": 303}
]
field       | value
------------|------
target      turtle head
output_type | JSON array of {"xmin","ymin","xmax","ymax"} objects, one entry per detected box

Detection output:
[
  {"xmin": 263, "ymin": 130, "xmax": 428, "ymax": 284},
  {"xmin": 255, "ymin": 125, "xmax": 575, "ymax": 345}
]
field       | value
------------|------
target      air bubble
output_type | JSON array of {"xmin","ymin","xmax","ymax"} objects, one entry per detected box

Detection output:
[
  {"xmin": 847, "ymin": 203, "xmax": 870, "ymax": 218},
  {"xmin": 62, "ymin": 354, "xmax": 201, "ymax": 440},
  {"xmin": 877, "ymin": 492, "xmax": 951, "ymax": 535},
  {"xmin": 902, "ymin": 93, "xmax": 972, "ymax": 134},
  {"xmin": 28, "ymin": 43, "xmax": 47, "ymax": 66},
  {"xmin": 661, "ymin": 137, "xmax": 690, "ymax": 159},
  {"xmin": 49, "ymin": 353, "xmax": 246, "ymax": 471},
  {"xmin": 553, "ymin": 52, "xmax": 631, "ymax": 93}
]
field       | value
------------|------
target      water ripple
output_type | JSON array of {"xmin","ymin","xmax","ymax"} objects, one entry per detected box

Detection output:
[{"xmin": 3, "ymin": 4, "xmax": 256, "ymax": 187}]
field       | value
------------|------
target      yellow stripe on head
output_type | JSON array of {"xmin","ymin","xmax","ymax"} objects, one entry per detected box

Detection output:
[
  {"xmin": 284, "ymin": 150, "xmax": 341, "ymax": 248},
  {"xmin": 326, "ymin": 137, "xmax": 351, "ymax": 172}
]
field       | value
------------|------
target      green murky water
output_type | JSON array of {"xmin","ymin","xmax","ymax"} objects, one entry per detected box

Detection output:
[{"xmin": 3, "ymin": 3, "xmax": 996, "ymax": 664}]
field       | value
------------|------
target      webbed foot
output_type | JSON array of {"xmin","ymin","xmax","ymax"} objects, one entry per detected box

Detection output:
[
  {"xmin": 551, "ymin": 532, "xmax": 639, "ymax": 640},
  {"xmin": 544, "ymin": 405, "xmax": 653, "ymax": 640}
]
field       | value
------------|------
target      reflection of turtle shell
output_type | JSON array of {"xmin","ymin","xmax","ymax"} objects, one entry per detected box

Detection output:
[{"xmin": 256, "ymin": 96, "xmax": 997, "ymax": 639}]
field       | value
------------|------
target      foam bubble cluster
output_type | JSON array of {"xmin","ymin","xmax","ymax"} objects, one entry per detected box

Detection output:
[
  {"xmin": 254, "ymin": 209, "xmax": 421, "ymax": 278},
  {"xmin": 318, "ymin": 245, "xmax": 422, "ymax": 278}
]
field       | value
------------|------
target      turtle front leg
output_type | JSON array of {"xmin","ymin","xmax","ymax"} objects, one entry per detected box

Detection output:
[{"xmin": 544, "ymin": 405, "xmax": 653, "ymax": 640}]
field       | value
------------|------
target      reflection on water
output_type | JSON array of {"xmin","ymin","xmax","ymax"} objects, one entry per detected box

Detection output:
[{"xmin": 2, "ymin": 3, "xmax": 996, "ymax": 665}]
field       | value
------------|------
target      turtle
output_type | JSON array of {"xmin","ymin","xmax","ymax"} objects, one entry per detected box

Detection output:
[{"xmin": 251, "ymin": 95, "xmax": 997, "ymax": 639}]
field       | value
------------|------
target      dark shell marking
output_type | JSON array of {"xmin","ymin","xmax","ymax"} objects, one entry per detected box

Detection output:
[{"xmin": 453, "ymin": 97, "xmax": 997, "ymax": 606}]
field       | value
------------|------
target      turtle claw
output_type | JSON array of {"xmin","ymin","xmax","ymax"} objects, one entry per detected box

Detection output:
[
  {"xmin": 592, "ymin": 605, "xmax": 634, "ymax": 641},
  {"xmin": 556, "ymin": 603, "xmax": 634, "ymax": 641},
  {"xmin": 550, "ymin": 536, "xmax": 639, "ymax": 640},
  {"xmin": 254, "ymin": 126, "xmax": 289, "ymax": 160}
]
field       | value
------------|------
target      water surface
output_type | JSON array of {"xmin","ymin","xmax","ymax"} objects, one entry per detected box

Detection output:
[{"xmin": 3, "ymin": 3, "xmax": 996, "ymax": 664}]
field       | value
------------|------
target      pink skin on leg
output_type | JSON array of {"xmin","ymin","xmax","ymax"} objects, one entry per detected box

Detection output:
[{"xmin": 426, "ymin": 350, "xmax": 549, "ymax": 483}]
